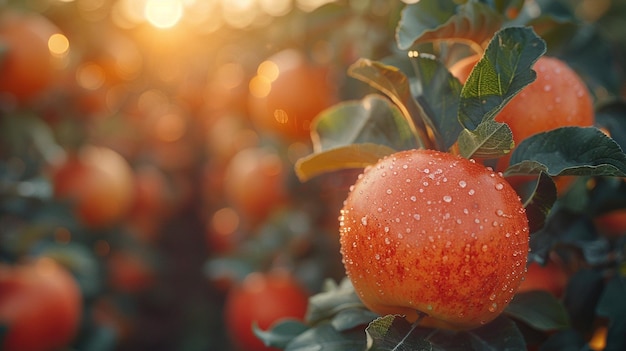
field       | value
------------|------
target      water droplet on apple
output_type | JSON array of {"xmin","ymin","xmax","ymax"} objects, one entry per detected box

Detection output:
[{"xmin": 488, "ymin": 303, "xmax": 498, "ymax": 313}]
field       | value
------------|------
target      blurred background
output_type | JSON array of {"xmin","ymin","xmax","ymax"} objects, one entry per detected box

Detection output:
[
  {"xmin": 0, "ymin": 0, "xmax": 625, "ymax": 350},
  {"xmin": 0, "ymin": 0, "xmax": 411, "ymax": 350}
]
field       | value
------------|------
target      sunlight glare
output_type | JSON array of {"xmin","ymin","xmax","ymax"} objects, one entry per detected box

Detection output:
[{"xmin": 144, "ymin": 0, "xmax": 184, "ymax": 29}]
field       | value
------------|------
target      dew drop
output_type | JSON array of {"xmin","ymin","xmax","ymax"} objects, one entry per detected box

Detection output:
[
  {"xmin": 413, "ymin": 214, "xmax": 421, "ymax": 221},
  {"xmin": 543, "ymin": 84, "xmax": 552, "ymax": 92},
  {"xmin": 385, "ymin": 237, "xmax": 391, "ymax": 245},
  {"xmin": 443, "ymin": 195, "xmax": 452, "ymax": 203},
  {"xmin": 361, "ymin": 216, "xmax": 368, "ymax": 226},
  {"xmin": 386, "ymin": 189, "xmax": 393, "ymax": 195},
  {"xmin": 489, "ymin": 294, "xmax": 496, "ymax": 301},
  {"xmin": 410, "ymin": 196, "xmax": 417, "ymax": 202},
  {"xmin": 423, "ymin": 168, "xmax": 430, "ymax": 174},
  {"xmin": 381, "ymin": 172, "xmax": 386, "ymax": 177},
  {"xmin": 458, "ymin": 180, "xmax": 467, "ymax": 188},
  {"xmin": 428, "ymin": 236, "xmax": 435, "ymax": 243},
  {"xmin": 377, "ymin": 207, "xmax": 383, "ymax": 213},
  {"xmin": 468, "ymin": 189, "xmax": 475, "ymax": 195},
  {"xmin": 488, "ymin": 303, "xmax": 498, "ymax": 313},
  {"xmin": 397, "ymin": 233, "xmax": 403, "ymax": 239},
  {"xmin": 384, "ymin": 226, "xmax": 390, "ymax": 233},
  {"xmin": 481, "ymin": 244, "xmax": 488, "ymax": 252},
  {"xmin": 402, "ymin": 164, "xmax": 408, "ymax": 170},
  {"xmin": 495, "ymin": 183, "xmax": 504, "ymax": 190},
  {"xmin": 375, "ymin": 253, "xmax": 380, "ymax": 260}
]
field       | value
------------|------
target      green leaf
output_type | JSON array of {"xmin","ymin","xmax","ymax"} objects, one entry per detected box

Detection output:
[
  {"xmin": 311, "ymin": 94, "xmax": 419, "ymax": 153},
  {"xmin": 595, "ymin": 274, "xmax": 626, "ymax": 351},
  {"xmin": 595, "ymin": 99, "xmax": 626, "ymax": 152},
  {"xmin": 253, "ymin": 319, "xmax": 310, "ymax": 349},
  {"xmin": 457, "ymin": 120, "xmax": 514, "ymax": 159},
  {"xmin": 348, "ymin": 59, "xmax": 432, "ymax": 149},
  {"xmin": 396, "ymin": 0, "xmax": 504, "ymax": 50},
  {"xmin": 467, "ymin": 316, "xmax": 526, "ymax": 350},
  {"xmin": 505, "ymin": 127, "xmax": 626, "ymax": 177},
  {"xmin": 505, "ymin": 291, "xmax": 570, "ymax": 331},
  {"xmin": 306, "ymin": 278, "xmax": 367, "ymax": 325},
  {"xmin": 285, "ymin": 322, "xmax": 366, "ymax": 351},
  {"xmin": 458, "ymin": 26, "xmax": 546, "ymax": 131},
  {"xmin": 520, "ymin": 172, "xmax": 557, "ymax": 234},
  {"xmin": 409, "ymin": 54, "xmax": 463, "ymax": 150},
  {"xmin": 596, "ymin": 275, "xmax": 626, "ymax": 320},
  {"xmin": 365, "ymin": 315, "xmax": 431, "ymax": 351},
  {"xmin": 294, "ymin": 143, "xmax": 396, "ymax": 182},
  {"xmin": 331, "ymin": 309, "xmax": 380, "ymax": 332}
]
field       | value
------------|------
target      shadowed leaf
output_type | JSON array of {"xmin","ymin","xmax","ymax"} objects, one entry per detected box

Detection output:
[{"xmin": 396, "ymin": 0, "xmax": 503, "ymax": 50}]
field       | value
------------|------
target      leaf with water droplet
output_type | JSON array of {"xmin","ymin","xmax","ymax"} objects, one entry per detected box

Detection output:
[
  {"xmin": 396, "ymin": 0, "xmax": 504, "ymax": 50},
  {"xmin": 505, "ymin": 126, "xmax": 626, "ymax": 177}
]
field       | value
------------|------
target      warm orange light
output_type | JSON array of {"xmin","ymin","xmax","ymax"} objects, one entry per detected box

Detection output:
[
  {"xmin": 76, "ymin": 62, "xmax": 106, "ymax": 90},
  {"xmin": 257, "ymin": 60, "xmax": 279, "ymax": 81},
  {"xmin": 249, "ymin": 75, "xmax": 272, "ymax": 98},
  {"xmin": 48, "ymin": 33, "xmax": 70, "ymax": 57},
  {"xmin": 154, "ymin": 113, "xmax": 186, "ymax": 142},
  {"xmin": 258, "ymin": 0, "xmax": 292, "ymax": 16},
  {"xmin": 221, "ymin": 0, "xmax": 257, "ymax": 28},
  {"xmin": 215, "ymin": 62, "xmax": 245, "ymax": 90},
  {"xmin": 144, "ymin": 0, "xmax": 184, "ymax": 29},
  {"xmin": 588, "ymin": 326, "xmax": 608, "ymax": 351}
]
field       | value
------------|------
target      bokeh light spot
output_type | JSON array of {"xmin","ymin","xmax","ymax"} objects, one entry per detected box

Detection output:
[
  {"xmin": 48, "ymin": 33, "xmax": 70, "ymax": 57},
  {"xmin": 76, "ymin": 62, "xmax": 106, "ymax": 90},
  {"xmin": 144, "ymin": 0, "xmax": 184, "ymax": 28},
  {"xmin": 249, "ymin": 75, "xmax": 272, "ymax": 98}
]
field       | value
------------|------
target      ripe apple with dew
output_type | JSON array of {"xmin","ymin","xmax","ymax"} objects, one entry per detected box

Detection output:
[{"xmin": 339, "ymin": 149, "xmax": 529, "ymax": 330}]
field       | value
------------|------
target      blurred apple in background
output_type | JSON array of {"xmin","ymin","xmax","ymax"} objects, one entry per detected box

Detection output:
[{"xmin": 51, "ymin": 145, "xmax": 135, "ymax": 229}]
